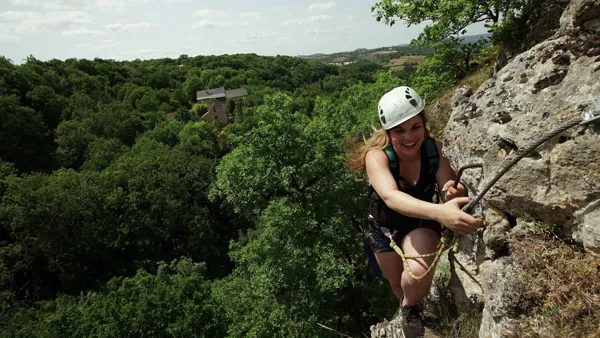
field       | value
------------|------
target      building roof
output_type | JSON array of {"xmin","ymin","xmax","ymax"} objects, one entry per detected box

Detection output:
[
  {"xmin": 225, "ymin": 88, "xmax": 248, "ymax": 98},
  {"xmin": 197, "ymin": 87, "xmax": 225, "ymax": 101}
]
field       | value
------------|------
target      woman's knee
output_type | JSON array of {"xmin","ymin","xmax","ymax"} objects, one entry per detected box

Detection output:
[
  {"xmin": 400, "ymin": 228, "xmax": 440, "ymax": 284},
  {"xmin": 401, "ymin": 261, "xmax": 435, "ymax": 286}
]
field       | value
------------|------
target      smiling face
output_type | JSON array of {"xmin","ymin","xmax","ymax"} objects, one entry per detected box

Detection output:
[{"xmin": 388, "ymin": 114, "xmax": 426, "ymax": 160}]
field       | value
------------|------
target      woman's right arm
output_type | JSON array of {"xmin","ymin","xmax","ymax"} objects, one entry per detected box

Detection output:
[{"xmin": 365, "ymin": 150, "xmax": 482, "ymax": 235}]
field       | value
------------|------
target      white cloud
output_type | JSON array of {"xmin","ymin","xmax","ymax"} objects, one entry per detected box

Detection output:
[
  {"xmin": 309, "ymin": 2, "xmax": 337, "ymax": 12},
  {"xmin": 282, "ymin": 15, "xmax": 332, "ymax": 26},
  {"xmin": 0, "ymin": 33, "xmax": 21, "ymax": 41},
  {"xmin": 192, "ymin": 9, "xmax": 226, "ymax": 19},
  {"xmin": 347, "ymin": 16, "xmax": 355, "ymax": 21},
  {"xmin": 239, "ymin": 12, "xmax": 263, "ymax": 23},
  {"xmin": 226, "ymin": 31, "xmax": 291, "ymax": 45},
  {"xmin": 122, "ymin": 48, "xmax": 157, "ymax": 56},
  {"xmin": 0, "ymin": 10, "xmax": 93, "ymax": 34},
  {"xmin": 106, "ymin": 22, "xmax": 161, "ymax": 32},
  {"xmin": 192, "ymin": 20, "xmax": 231, "ymax": 30},
  {"xmin": 306, "ymin": 27, "xmax": 347, "ymax": 35},
  {"xmin": 61, "ymin": 28, "xmax": 106, "ymax": 36},
  {"xmin": 9, "ymin": 0, "xmax": 192, "ymax": 12},
  {"xmin": 227, "ymin": 32, "xmax": 275, "ymax": 44},
  {"xmin": 160, "ymin": 0, "xmax": 192, "ymax": 3},
  {"xmin": 9, "ymin": 0, "xmax": 94, "ymax": 10},
  {"xmin": 76, "ymin": 39, "xmax": 130, "ymax": 50}
]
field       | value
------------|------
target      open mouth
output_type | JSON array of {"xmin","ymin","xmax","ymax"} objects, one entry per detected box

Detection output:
[{"xmin": 402, "ymin": 142, "xmax": 417, "ymax": 149}]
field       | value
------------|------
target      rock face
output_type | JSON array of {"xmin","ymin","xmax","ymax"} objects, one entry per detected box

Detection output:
[
  {"xmin": 372, "ymin": 1, "xmax": 599, "ymax": 337},
  {"xmin": 444, "ymin": 22, "xmax": 600, "ymax": 253},
  {"xmin": 441, "ymin": 1, "xmax": 600, "ymax": 337}
]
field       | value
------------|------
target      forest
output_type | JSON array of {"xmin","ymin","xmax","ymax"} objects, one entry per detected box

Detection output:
[{"xmin": 1, "ymin": 0, "xmax": 535, "ymax": 336}]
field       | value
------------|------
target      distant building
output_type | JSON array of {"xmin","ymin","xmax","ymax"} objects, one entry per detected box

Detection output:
[{"xmin": 197, "ymin": 87, "xmax": 248, "ymax": 125}]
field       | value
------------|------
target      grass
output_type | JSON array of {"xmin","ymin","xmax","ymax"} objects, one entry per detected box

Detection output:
[
  {"xmin": 422, "ymin": 255, "xmax": 483, "ymax": 338},
  {"xmin": 509, "ymin": 225, "xmax": 600, "ymax": 337},
  {"xmin": 425, "ymin": 295, "xmax": 483, "ymax": 338},
  {"xmin": 448, "ymin": 306, "xmax": 483, "ymax": 338},
  {"xmin": 426, "ymin": 64, "xmax": 493, "ymax": 139},
  {"xmin": 386, "ymin": 55, "xmax": 427, "ymax": 70}
]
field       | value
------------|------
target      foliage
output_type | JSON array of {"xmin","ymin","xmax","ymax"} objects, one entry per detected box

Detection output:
[
  {"xmin": 0, "ymin": 95, "xmax": 55, "ymax": 172},
  {"xmin": 372, "ymin": 0, "xmax": 525, "ymax": 44},
  {"xmin": 211, "ymin": 74, "xmax": 405, "ymax": 336},
  {"xmin": 409, "ymin": 37, "xmax": 486, "ymax": 99},
  {"xmin": 0, "ymin": 50, "xmax": 418, "ymax": 336},
  {"xmin": 0, "ymin": 259, "xmax": 225, "ymax": 338},
  {"xmin": 81, "ymin": 138, "xmax": 128, "ymax": 171}
]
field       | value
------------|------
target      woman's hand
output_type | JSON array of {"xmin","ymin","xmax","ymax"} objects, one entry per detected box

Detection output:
[
  {"xmin": 441, "ymin": 180, "xmax": 466, "ymax": 201},
  {"xmin": 435, "ymin": 197, "xmax": 482, "ymax": 235}
]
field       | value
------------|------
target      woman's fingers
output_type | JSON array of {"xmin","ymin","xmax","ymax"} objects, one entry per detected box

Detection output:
[{"xmin": 441, "ymin": 180, "xmax": 454, "ymax": 192}]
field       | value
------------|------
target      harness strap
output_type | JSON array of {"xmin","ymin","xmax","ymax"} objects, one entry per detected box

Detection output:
[
  {"xmin": 422, "ymin": 138, "xmax": 439, "ymax": 174},
  {"xmin": 384, "ymin": 144, "xmax": 398, "ymax": 169}
]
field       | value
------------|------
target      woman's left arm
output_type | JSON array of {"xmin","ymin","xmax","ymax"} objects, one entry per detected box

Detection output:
[{"xmin": 434, "ymin": 139, "xmax": 466, "ymax": 202}]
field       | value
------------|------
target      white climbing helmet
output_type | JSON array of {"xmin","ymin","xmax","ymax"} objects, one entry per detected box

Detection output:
[{"xmin": 377, "ymin": 86, "xmax": 425, "ymax": 130}]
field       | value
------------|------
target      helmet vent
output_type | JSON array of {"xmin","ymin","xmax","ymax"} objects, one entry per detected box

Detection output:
[
  {"xmin": 381, "ymin": 116, "xmax": 386, "ymax": 124},
  {"xmin": 379, "ymin": 109, "xmax": 384, "ymax": 116},
  {"xmin": 409, "ymin": 99, "xmax": 418, "ymax": 107},
  {"xmin": 406, "ymin": 95, "xmax": 412, "ymax": 99}
]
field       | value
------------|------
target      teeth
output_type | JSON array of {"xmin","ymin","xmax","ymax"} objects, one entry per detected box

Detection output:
[{"xmin": 404, "ymin": 142, "xmax": 416, "ymax": 147}]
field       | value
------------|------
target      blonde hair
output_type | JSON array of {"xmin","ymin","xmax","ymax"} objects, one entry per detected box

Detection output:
[
  {"xmin": 346, "ymin": 126, "xmax": 389, "ymax": 174},
  {"xmin": 346, "ymin": 112, "xmax": 430, "ymax": 175}
]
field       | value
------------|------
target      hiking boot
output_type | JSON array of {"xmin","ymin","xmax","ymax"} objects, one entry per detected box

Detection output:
[{"xmin": 400, "ymin": 304, "xmax": 424, "ymax": 338}]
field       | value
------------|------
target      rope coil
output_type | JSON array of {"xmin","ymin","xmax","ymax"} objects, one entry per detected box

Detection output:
[{"xmin": 387, "ymin": 229, "xmax": 457, "ymax": 280}]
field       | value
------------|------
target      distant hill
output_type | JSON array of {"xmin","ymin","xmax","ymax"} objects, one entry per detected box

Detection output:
[
  {"xmin": 297, "ymin": 33, "xmax": 492, "ymax": 70},
  {"xmin": 459, "ymin": 33, "xmax": 492, "ymax": 44},
  {"xmin": 297, "ymin": 44, "xmax": 433, "ymax": 71}
]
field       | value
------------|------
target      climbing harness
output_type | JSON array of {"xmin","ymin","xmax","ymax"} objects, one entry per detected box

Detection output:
[{"xmin": 369, "ymin": 98, "xmax": 600, "ymax": 281}]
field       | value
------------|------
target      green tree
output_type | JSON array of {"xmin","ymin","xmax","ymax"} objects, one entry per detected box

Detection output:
[
  {"xmin": 1, "ymin": 143, "xmax": 219, "ymax": 300},
  {"xmin": 0, "ymin": 57, "xmax": 31, "ymax": 99},
  {"xmin": 81, "ymin": 138, "xmax": 128, "ymax": 171},
  {"xmin": 226, "ymin": 98, "xmax": 236, "ymax": 116},
  {"xmin": 176, "ymin": 121, "xmax": 220, "ymax": 157},
  {"xmin": 0, "ymin": 95, "xmax": 54, "ymax": 172},
  {"xmin": 409, "ymin": 37, "xmax": 488, "ymax": 98},
  {"xmin": 1, "ymin": 259, "xmax": 226, "ymax": 338},
  {"xmin": 372, "ymin": 0, "xmax": 523, "ymax": 44},
  {"xmin": 212, "ymin": 81, "xmax": 403, "ymax": 336},
  {"xmin": 55, "ymin": 120, "xmax": 96, "ymax": 168},
  {"xmin": 183, "ymin": 74, "xmax": 203, "ymax": 104}
]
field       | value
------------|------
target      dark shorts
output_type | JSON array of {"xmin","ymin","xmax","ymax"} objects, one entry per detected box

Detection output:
[{"xmin": 367, "ymin": 219, "xmax": 443, "ymax": 254}]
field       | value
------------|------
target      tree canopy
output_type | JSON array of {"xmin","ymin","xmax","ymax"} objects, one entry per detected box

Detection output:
[
  {"xmin": 372, "ymin": 0, "xmax": 525, "ymax": 44},
  {"xmin": 0, "ymin": 52, "xmax": 405, "ymax": 337}
]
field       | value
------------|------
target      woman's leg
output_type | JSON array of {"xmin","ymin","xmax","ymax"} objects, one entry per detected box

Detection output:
[
  {"xmin": 400, "ymin": 228, "xmax": 441, "ymax": 306},
  {"xmin": 375, "ymin": 251, "xmax": 404, "ymax": 301}
]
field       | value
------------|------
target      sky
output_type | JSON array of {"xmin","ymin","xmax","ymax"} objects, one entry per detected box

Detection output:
[{"xmin": 0, "ymin": 0, "xmax": 488, "ymax": 64}]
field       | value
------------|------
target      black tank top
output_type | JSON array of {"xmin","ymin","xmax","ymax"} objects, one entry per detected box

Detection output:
[{"xmin": 369, "ymin": 142, "xmax": 438, "ymax": 230}]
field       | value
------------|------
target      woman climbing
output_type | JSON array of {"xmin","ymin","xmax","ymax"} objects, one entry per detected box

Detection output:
[{"xmin": 347, "ymin": 86, "xmax": 483, "ymax": 338}]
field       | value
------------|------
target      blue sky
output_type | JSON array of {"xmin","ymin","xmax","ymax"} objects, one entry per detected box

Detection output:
[{"xmin": 0, "ymin": 0, "xmax": 488, "ymax": 63}]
